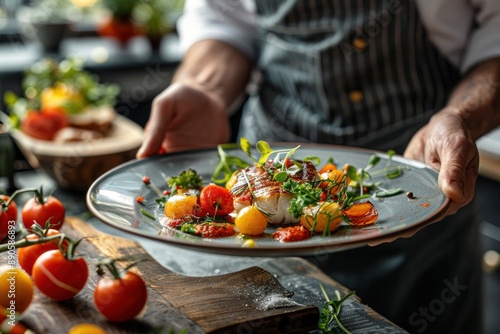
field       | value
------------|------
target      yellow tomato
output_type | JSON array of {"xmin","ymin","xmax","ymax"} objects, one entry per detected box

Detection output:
[
  {"xmin": 40, "ymin": 84, "xmax": 86, "ymax": 113},
  {"xmin": 301, "ymin": 202, "xmax": 342, "ymax": 233},
  {"xmin": 242, "ymin": 239, "xmax": 256, "ymax": 248},
  {"xmin": 164, "ymin": 194, "xmax": 198, "ymax": 219},
  {"xmin": 68, "ymin": 323, "xmax": 107, "ymax": 334},
  {"xmin": 320, "ymin": 170, "xmax": 348, "ymax": 195},
  {"xmin": 0, "ymin": 265, "xmax": 34, "ymax": 314},
  {"xmin": 235, "ymin": 205, "xmax": 268, "ymax": 236}
]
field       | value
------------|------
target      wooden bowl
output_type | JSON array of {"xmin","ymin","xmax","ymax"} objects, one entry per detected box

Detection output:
[{"xmin": 9, "ymin": 116, "xmax": 144, "ymax": 192}]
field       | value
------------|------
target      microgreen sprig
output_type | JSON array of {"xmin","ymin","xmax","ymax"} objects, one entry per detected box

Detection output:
[
  {"xmin": 346, "ymin": 151, "xmax": 408, "ymax": 198},
  {"xmin": 212, "ymin": 142, "xmax": 250, "ymax": 185},
  {"xmin": 255, "ymin": 140, "xmax": 301, "ymax": 167}
]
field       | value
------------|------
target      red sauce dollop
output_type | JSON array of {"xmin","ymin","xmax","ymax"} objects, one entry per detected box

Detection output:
[
  {"xmin": 196, "ymin": 223, "xmax": 237, "ymax": 238},
  {"xmin": 272, "ymin": 225, "xmax": 311, "ymax": 242},
  {"xmin": 166, "ymin": 219, "xmax": 184, "ymax": 229}
]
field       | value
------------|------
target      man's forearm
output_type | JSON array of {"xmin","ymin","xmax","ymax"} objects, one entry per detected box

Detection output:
[
  {"xmin": 446, "ymin": 57, "xmax": 500, "ymax": 140},
  {"xmin": 173, "ymin": 40, "xmax": 253, "ymax": 110}
]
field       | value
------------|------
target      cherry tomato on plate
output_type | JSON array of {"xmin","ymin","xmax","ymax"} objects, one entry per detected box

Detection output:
[
  {"xmin": 0, "ymin": 265, "xmax": 34, "ymax": 314},
  {"xmin": 199, "ymin": 184, "xmax": 234, "ymax": 217},
  {"xmin": 21, "ymin": 192, "xmax": 65, "ymax": 231},
  {"xmin": 94, "ymin": 270, "xmax": 147, "ymax": 322},
  {"xmin": 17, "ymin": 228, "xmax": 63, "ymax": 275},
  {"xmin": 235, "ymin": 205, "xmax": 268, "ymax": 236},
  {"xmin": 32, "ymin": 249, "xmax": 88, "ymax": 301},
  {"xmin": 20, "ymin": 108, "xmax": 68, "ymax": 141}
]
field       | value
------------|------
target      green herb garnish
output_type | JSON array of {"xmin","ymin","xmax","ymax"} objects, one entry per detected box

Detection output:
[
  {"xmin": 168, "ymin": 169, "xmax": 202, "ymax": 192},
  {"xmin": 283, "ymin": 179, "xmax": 322, "ymax": 219}
]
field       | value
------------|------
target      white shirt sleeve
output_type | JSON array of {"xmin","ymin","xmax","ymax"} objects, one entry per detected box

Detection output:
[
  {"xmin": 416, "ymin": 0, "xmax": 500, "ymax": 74},
  {"xmin": 461, "ymin": 0, "xmax": 500, "ymax": 73},
  {"xmin": 176, "ymin": 0, "xmax": 258, "ymax": 60}
]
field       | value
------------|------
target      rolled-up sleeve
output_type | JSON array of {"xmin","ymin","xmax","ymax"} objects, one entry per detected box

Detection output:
[
  {"xmin": 461, "ymin": 0, "xmax": 500, "ymax": 73},
  {"xmin": 177, "ymin": 0, "xmax": 258, "ymax": 60}
]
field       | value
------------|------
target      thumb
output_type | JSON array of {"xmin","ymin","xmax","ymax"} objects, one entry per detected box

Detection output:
[{"xmin": 437, "ymin": 145, "xmax": 478, "ymax": 208}]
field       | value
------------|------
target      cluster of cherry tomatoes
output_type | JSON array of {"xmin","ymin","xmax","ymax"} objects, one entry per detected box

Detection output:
[{"xmin": 0, "ymin": 188, "xmax": 148, "ymax": 333}]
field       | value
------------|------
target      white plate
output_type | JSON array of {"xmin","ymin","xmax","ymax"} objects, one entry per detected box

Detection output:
[{"xmin": 86, "ymin": 143, "xmax": 450, "ymax": 256}]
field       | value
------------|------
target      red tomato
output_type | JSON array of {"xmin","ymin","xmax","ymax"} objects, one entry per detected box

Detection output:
[
  {"xmin": 0, "ymin": 195, "xmax": 18, "ymax": 222},
  {"xmin": 0, "ymin": 212, "xmax": 8, "ymax": 241},
  {"xmin": 199, "ymin": 184, "xmax": 234, "ymax": 216},
  {"xmin": 21, "ymin": 195, "xmax": 65, "ymax": 231},
  {"xmin": 32, "ymin": 249, "xmax": 88, "ymax": 301},
  {"xmin": 20, "ymin": 109, "xmax": 68, "ymax": 141},
  {"xmin": 0, "ymin": 195, "xmax": 17, "ymax": 241},
  {"xmin": 17, "ymin": 229, "xmax": 62, "ymax": 275},
  {"xmin": 94, "ymin": 271, "xmax": 147, "ymax": 322}
]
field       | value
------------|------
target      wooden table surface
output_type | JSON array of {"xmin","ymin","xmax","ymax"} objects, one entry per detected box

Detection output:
[
  {"xmin": 1, "ymin": 170, "xmax": 408, "ymax": 333},
  {"xmin": 1, "ymin": 215, "xmax": 408, "ymax": 334}
]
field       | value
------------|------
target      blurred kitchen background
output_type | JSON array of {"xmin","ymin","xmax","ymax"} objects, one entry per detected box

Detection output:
[{"xmin": 0, "ymin": 1, "xmax": 499, "ymax": 333}]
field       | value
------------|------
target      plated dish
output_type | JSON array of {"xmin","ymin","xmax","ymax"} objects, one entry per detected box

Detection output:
[{"xmin": 86, "ymin": 143, "xmax": 450, "ymax": 256}]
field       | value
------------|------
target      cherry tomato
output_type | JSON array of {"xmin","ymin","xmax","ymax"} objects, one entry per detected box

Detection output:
[
  {"xmin": 0, "ymin": 212, "xmax": 9, "ymax": 241},
  {"xmin": 199, "ymin": 184, "xmax": 234, "ymax": 216},
  {"xmin": 0, "ymin": 195, "xmax": 17, "ymax": 241},
  {"xmin": 68, "ymin": 323, "xmax": 107, "ymax": 334},
  {"xmin": 0, "ymin": 195, "xmax": 18, "ymax": 223},
  {"xmin": 235, "ymin": 205, "xmax": 268, "ymax": 236},
  {"xmin": 20, "ymin": 109, "xmax": 68, "ymax": 141},
  {"xmin": 94, "ymin": 271, "xmax": 147, "ymax": 322},
  {"xmin": 301, "ymin": 202, "xmax": 343, "ymax": 233},
  {"xmin": 32, "ymin": 249, "xmax": 88, "ymax": 301},
  {"xmin": 0, "ymin": 265, "xmax": 34, "ymax": 314},
  {"xmin": 164, "ymin": 194, "xmax": 198, "ymax": 219},
  {"xmin": 21, "ymin": 195, "xmax": 65, "ymax": 231},
  {"xmin": 17, "ymin": 229, "xmax": 62, "ymax": 275}
]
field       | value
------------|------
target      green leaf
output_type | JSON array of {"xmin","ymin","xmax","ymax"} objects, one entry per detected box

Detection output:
[
  {"xmin": 274, "ymin": 171, "xmax": 288, "ymax": 182},
  {"xmin": 303, "ymin": 156, "xmax": 321, "ymax": 166},
  {"xmin": 345, "ymin": 165, "xmax": 359, "ymax": 182},
  {"xmin": 256, "ymin": 140, "xmax": 273, "ymax": 165},
  {"xmin": 365, "ymin": 154, "xmax": 380, "ymax": 171},
  {"xmin": 240, "ymin": 137, "xmax": 254, "ymax": 160}
]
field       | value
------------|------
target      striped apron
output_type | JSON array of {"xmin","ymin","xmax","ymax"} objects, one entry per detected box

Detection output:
[
  {"xmin": 238, "ymin": 1, "xmax": 482, "ymax": 333},
  {"xmin": 239, "ymin": 0, "xmax": 460, "ymax": 153}
]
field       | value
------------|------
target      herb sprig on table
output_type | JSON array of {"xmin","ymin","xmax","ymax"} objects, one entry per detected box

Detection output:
[{"xmin": 318, "ymin": 285, "xmax": 356, "ymax": 334}]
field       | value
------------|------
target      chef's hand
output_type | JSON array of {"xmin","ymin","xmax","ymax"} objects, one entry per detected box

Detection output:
[
  {"xmin": 136, "ymin": 82, "xmax": 230, "ymax": 158},
  {"xmin": 404, "ymin": 107, "xmax": 479, "ymax": 216}
]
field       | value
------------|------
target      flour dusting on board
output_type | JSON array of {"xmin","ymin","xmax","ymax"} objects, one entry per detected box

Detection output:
[{"xmin": 255, "ymin": 293, "xmax": 303, "ymax": 311}]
